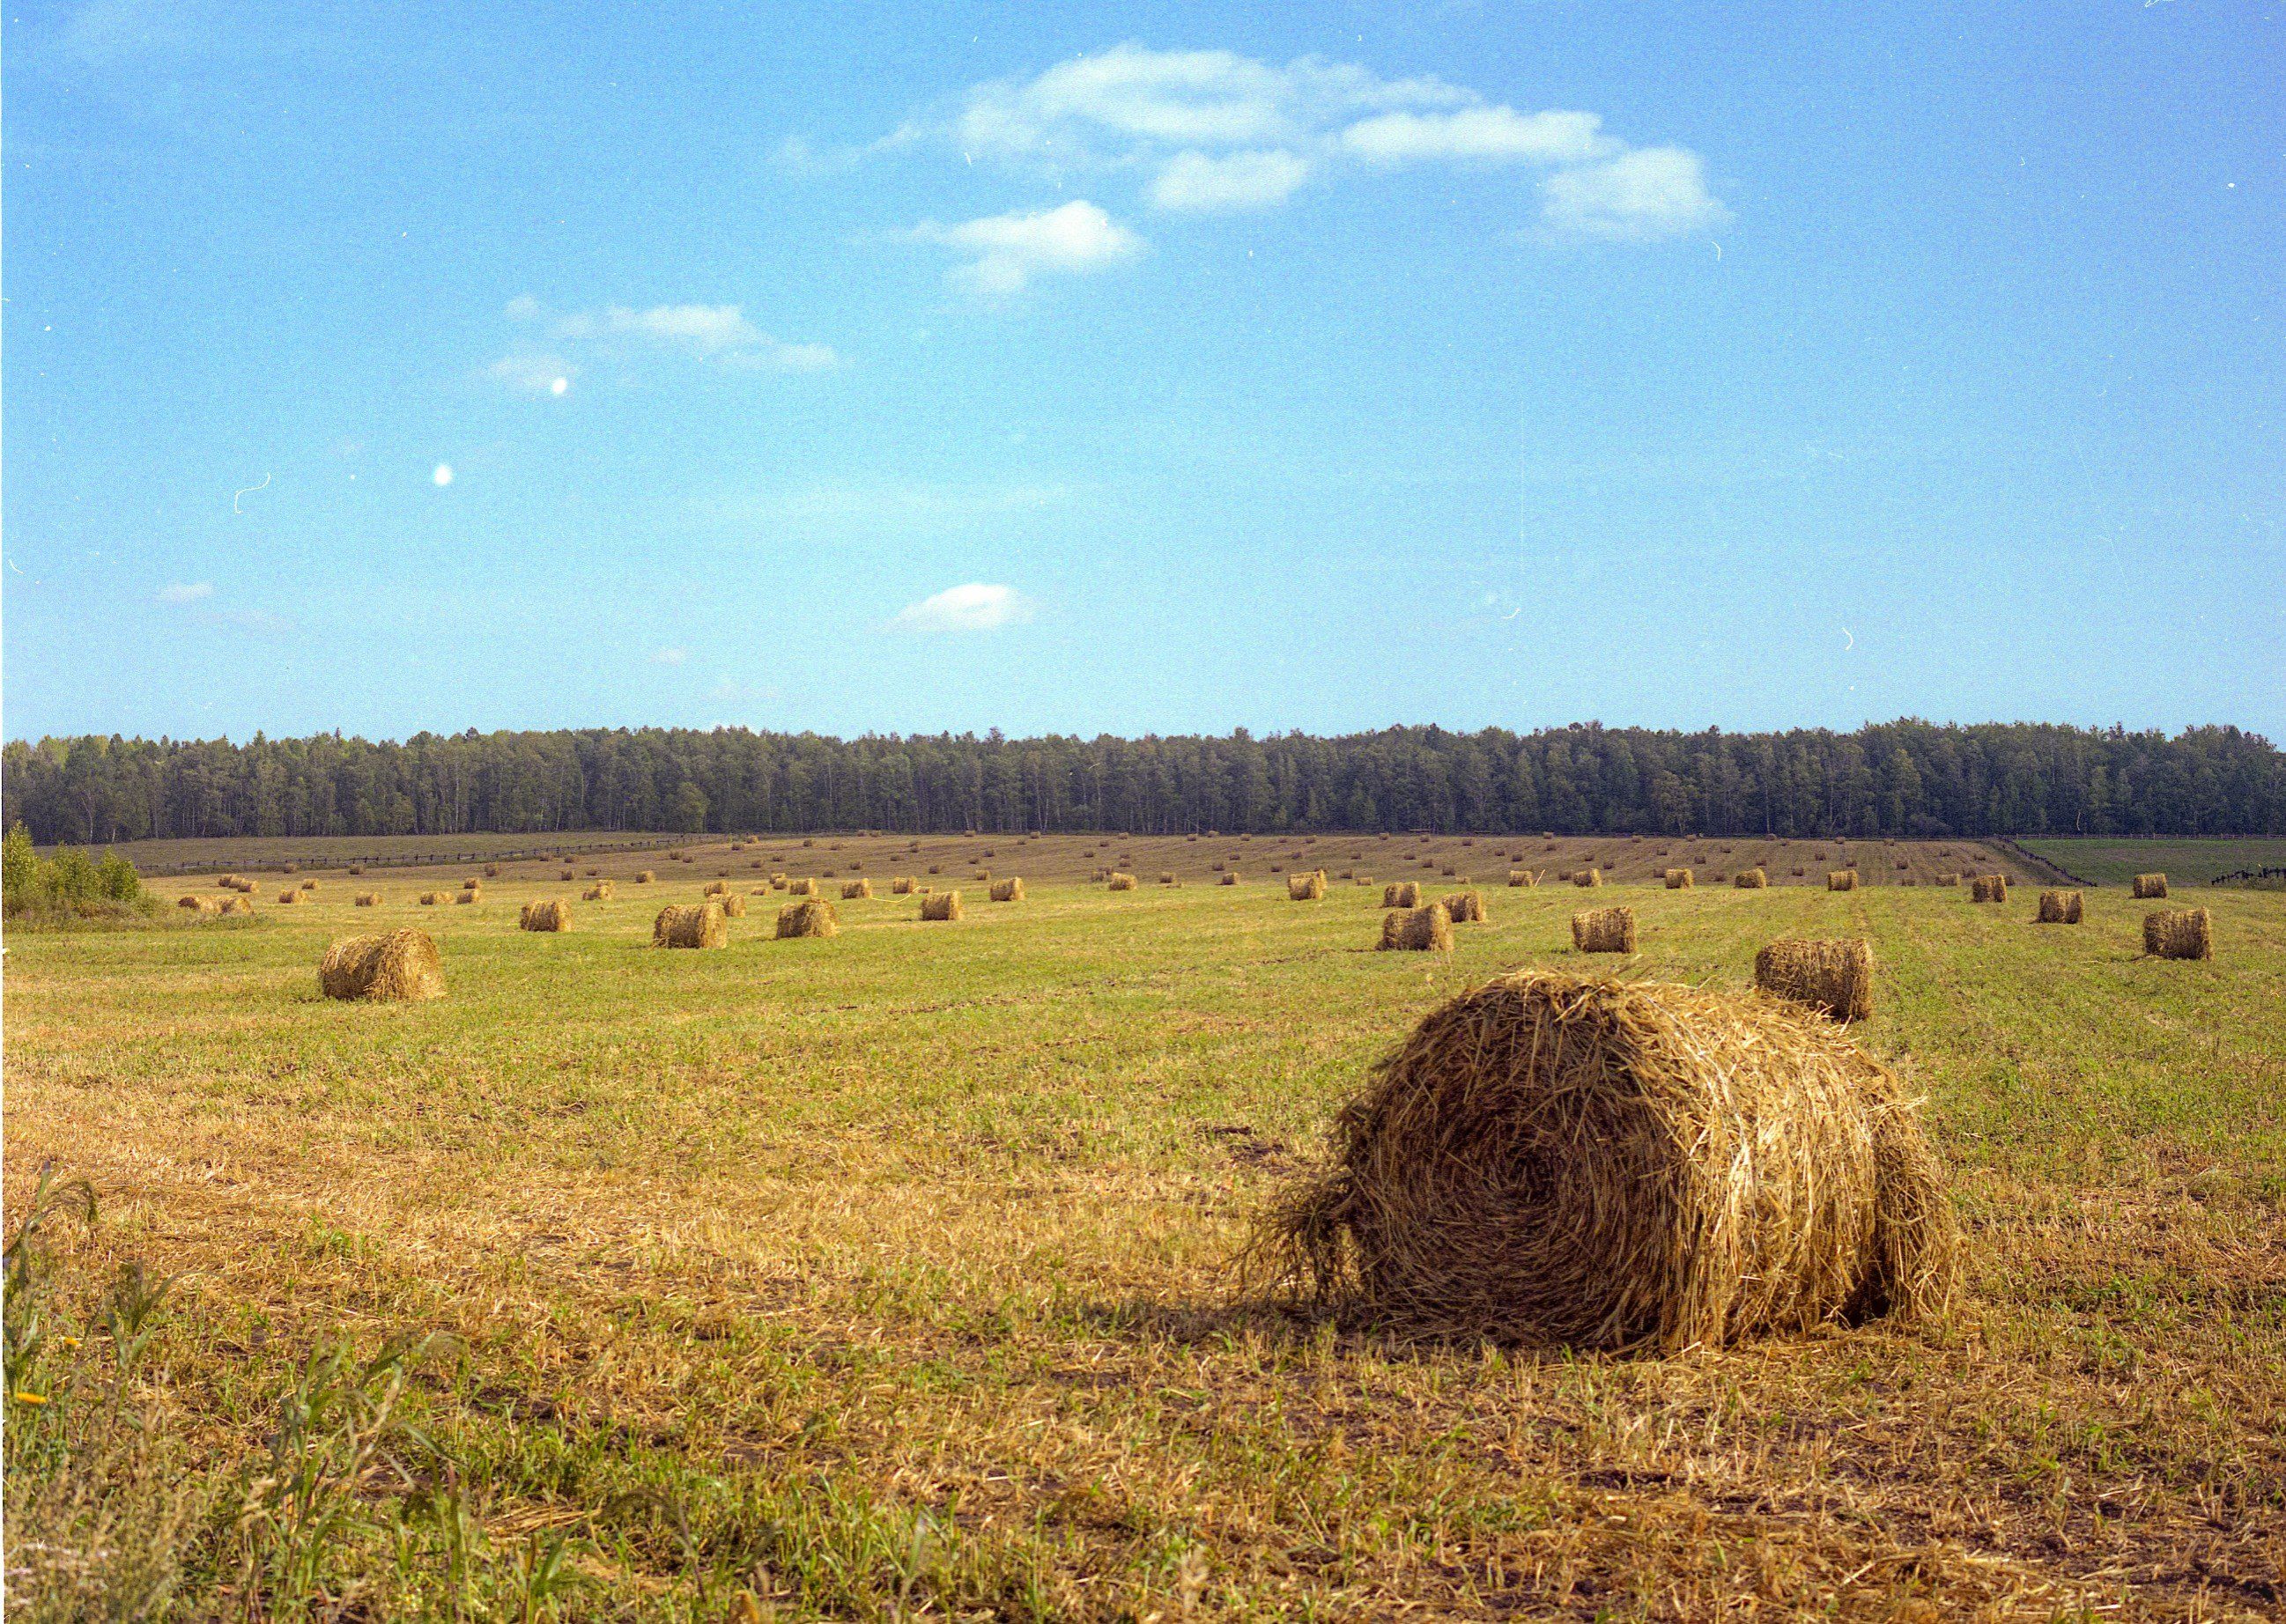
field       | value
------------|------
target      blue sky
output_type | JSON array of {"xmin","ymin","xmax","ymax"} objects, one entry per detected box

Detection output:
[{"xmin": 4, "ymin": 0, "xmax": 2281, "ymax": 742}]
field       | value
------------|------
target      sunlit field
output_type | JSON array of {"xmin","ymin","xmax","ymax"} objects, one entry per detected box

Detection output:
[{"xmin": 5, "ymin": 838, "xmax": 2282, "ymax": 1620}]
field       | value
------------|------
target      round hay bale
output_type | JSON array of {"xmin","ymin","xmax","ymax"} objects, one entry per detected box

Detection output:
[
  {"xmin": 891, "ymin": 876, "xmax": 915, "ymax": 895},
  {"xmin": 1106, "ymin": 872, "xmax": 1138, "ymax": 892},
  {"xmin": 1572, "ymin": 906, "xmax": 1636, "ymax": 954},
  {"xmin": 1221, "ymin": 871, "xmax": 1239, "ymax": 885},
  {"xmin": 1288, "ymin": 871, "xmax": 1327, "ymax": 901},
  {"xmin": 318, "ymin": 928, "xmax": 445, "ymax": 1003},
  {"xmin": 776, "ymin": 897, "xmax": 840, "ymax": 939},
  {"xmin": 1573, "ymin": 868, "xmax": 1602, "ymax": 888},
  {"xmin": 2036, "ymin": 890, "xmax": 2083, "ymax": 925},
  {"xmin": 719, "ymin": 893, "xmax": 747, "ymax": 918},
  {"xmin": 844, "ymin": 878, "xmax": 876, "ymax": 900},
  {"xmin": 1383, "ymin": 881, "xmax": 1422, "ymax": 909},
  {"xmin": 1378, "ymin": 903, "xmax": 1454, "ymax": 953},
  {"xmin": 704, "ymin": 879, "xmax": 732, "ymax": 897},
  {"xmin": 1935, "ymin": 872, "xmax": 1958, "ymax": 887},
  {"xmin": 348, "ymin": 866, "xmax": 364, "ymax": 876},
  {"xmin": 2132, "ymin": 873, "xmax": 2168, "ymax": 900},
  {"xmin": 1969, "ymin": 874, "xmax": 2008, "ymax": 904},
  {"xmin": 1442, "ymin": 890, "xmax": 1487, "ymax": 924},
  {"xmin": 519, "ymin": 898, "xmax": 574, "ymax": 932},
  {"xmin": 582, "ymin": 880, "xmax": 616, "ymax": 901},
  {"xmin": 221, "ymin": 895, "xmax": 253, "ymax": 915},
  {"xmin": 1160, "ymin": 870, "xmax": 1179, "ymax": 886},
  {"xmin": 1664, "ymin": 867, "xmax": 1694, "ymax": 890},
  {"xmin": 559, "ymin": 868, "xmax": 575, "ymax": 882},
  {"xmin": 484, "ymin": 864, "xmax": 499, "ymax": 878},
  {"xmin": 418, "ymin": 890, "xmax": 447, "ymax": 906},
  {"xmin": 462, "ymin": 877, "xmax": 482, "ymax": 891},
  {"xmin": 176, "ymin": 894, "xmax": 204, "ymax": 910},
  {"xmin": 786, "ymin": 877, "xmax": 818, "ymax": 897},
  {"xmin": 2142, "ymin": 908, "xmax": 2211, "ymax": 960},
  {"xmin": 1826, "ymin": 870, "xmax": 1858, "ymax": 892},
  {"xmin": 1754, "ymin": 938, "xmax": 1875, "ymax": 1022},
  {"xmin": 988, "ymin": 877, "xmax": 1024, "ymax": 903},
  {"xmin": 300, "ymin": 879, "xmax": 319, "ymax": 892},
  {"xmin": 653, "ymin": 901, "xmax": 728, "ymax": 949},
  {"xmin": 921, "ymin": 890, "xmax": 964, "ymax": 921},
  {"xmin": 277, "ymin": 889, "xmax": 304, "ymax": 904},
  {"xmin": 455, "ymin": 890, "xmax": 480, "ymax": 905},
  {"xmin": 1735, "ymin": 868, "xmax": 1768, "ymax": 890},
  {"xmin": 1507, "ymin": 870, "xmax": 1540, "ymax": 888},
  {"xmin": 353, "ymin": 892, "xmax": 381, "ymax": 907},
  {"xmin": 636, "ymin": 870, "xmax": 655, "ymax": 884},
  {"xmin": 1255, "ymin": 971, "xmax": 1956, "ymax": 1351},
  {"xmin": 218, "ymin": 875, "xmax": 241, "ymax": 890}
]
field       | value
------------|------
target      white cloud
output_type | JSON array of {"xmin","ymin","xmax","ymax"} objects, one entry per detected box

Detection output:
[
  {"xmin": 1150, "ymin": 149, "xmax": 1310, "ymax": 211},
  {"xmin": 486, "ymin": 352, "xmax": 575, "ymax": 395},
  {"xmin": 651, "ymin": 646, "xmax": 688, "ymax": 666},
  {"xmin": 1541, "ymin": 146, "xmax": 1729, "ymax": 240},
  {"xmin": 490, "ymin": 298, "xmax": 837, "ymax": 388},
  {"xmin": 887, "ymin": 583, "xmax": 1035, "ymax": 632},
  {"xmin": 157, "ymin": 580, "xmax": 213, "ymax": 604},
  {"xmin": 914, "ymin": 201, "xmax": 1143, "ymax": 294},
  {"xmin": 1341, "ymin": 107, "xmax": 1615, "ymax": 166}
]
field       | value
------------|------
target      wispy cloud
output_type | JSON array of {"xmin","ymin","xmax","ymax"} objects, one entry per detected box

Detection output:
[
  {"xmin": 650, "ymin": 646, "xmax": 688, "ymax": 666},
  {"xmin": 486, "ymin": 298, "xmax": 837, "ymax": 391},
  {"xmin": 912, "ymin": 201, "xmax": 1143, "ymax": 294},
  {"xmin": 851, "ymin": 43, "xmax": 1724, "ymax": 241},
  {"xmin": 157, "ymin": 579, "xmax": 213, "ymax": 603},
  {"xmin": 887, "ymin": 583, "xmax": 1036, "ymax": 632}
]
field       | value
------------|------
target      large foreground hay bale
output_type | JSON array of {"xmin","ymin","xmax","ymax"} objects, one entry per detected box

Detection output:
[
  {"xmin": 843, "ymin": 878, "xmax": 875, "ymax": 900},
  {"xmin": 1289, "ymin": 871, "xmax": 1327, "ymax": 901},
  {"xmin": 1379, "ymin": 904, "xmax": 1454, "ymax": 953},
  {"xmin": 1255, "ymin": 971, "xmax": 1956, "ymax": 1351},
  {"xmin": 2037, "ymin": 890, "xmax": 2083, "ymax": 925},
  {"xmin": 1754, "ymin": 938, "xmax": 1875, "ymax": 1022},
  {"xmin": 1442, "ymin": 890, "xmax": 1487, "ymax": 924},
  {"xmin": 519, "ymin": 898, "xmax": 574, "ymax": 932},
  {"xmin": 921, "ymin": 890, "xmax": 964, "ymax": 920},
  {"xmin": 1735, "ymin": 867, "xmax": 1768, "ymax": 889},
  {"xmin": 1573, "ymin": 868, "xmax": 1602, "ymax": 888},
  {"xmin": 319, "ymin": 929, "xmax": 445, "ymax": 1003},
  {"xmin": 1826, "ymin": 870, "xmax": 1858, "ymax": 892},
  {"xmin": 1106, "ymin": 872, "xmax": 1138, "ymax": 891},
  {"xmin": 2132, "ymin": 873, "xmax": 2168, "ymax": 899},
  {"xmin": 653, "ymin": 901, "xmax": 728, "ymax": 949},
  {"xmin": 775, "ymin": 897, "xmax": 839, "ymax": 939},
  {"xmin": 989, "ymin": 877, "xmax": 1024, "ymax": 903},
  {"xmin": 1572, "ymin": 907, "xmax": 1637, "ymax": 954},
  {"xmin": 2142, "ymin": 908, "xmax": 2211, "ymax": 960},
  {"xmin": 1665, "ymin": 867, "xmax": 1694, "ymax": 890}
]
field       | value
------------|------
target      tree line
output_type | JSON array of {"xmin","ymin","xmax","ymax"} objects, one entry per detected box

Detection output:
[{"xmin": 5, "ymin": 721, "xmax": 2279, "ymax": 846}]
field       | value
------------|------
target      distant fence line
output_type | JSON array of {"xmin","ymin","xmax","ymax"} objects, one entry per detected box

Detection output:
[
  {"xmin": 128, "ymin": 834, "xmax": 696, "ymax": 878},
  {"xmin": 1989, "ymin": 838, "xmax": 2095, "ymax": 887}
]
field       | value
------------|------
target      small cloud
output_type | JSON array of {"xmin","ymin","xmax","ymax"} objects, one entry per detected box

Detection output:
[
  {"xmin": 913, "ymin": 201, "xmax": 1143, "ymax": 294},
  {"xmin": 486, "ymin": 352, "xmax": 575, "ymax": 395},
  {"xmin": 1340, "ymin": 107, "xmax": 1615, "ymax": 166},
  {"xmin": 495, "ymin": 299, "xmax": 837, "ymax": 378},
  {"xmin": 1150, "ymin": 149, "xmax": 1310, "ymax": 211},
  {"xmin": 1541, "ymin": 146, "xmax": 1729, "ymax": 240},
  {"xmin": 157, "ymin": 580, "xmax": 214, "ymax": 604},
  {"xmin": 887, "ymin": 582, "xmax": 1035, "ymax": 632},
  {"xmin": 651, "ymin": 646, "xmax": 688, "ymax": 666}
]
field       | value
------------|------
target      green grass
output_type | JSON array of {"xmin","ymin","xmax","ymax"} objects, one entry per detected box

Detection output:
[
  {"xmin": 2017, "ymin": 836, "xmax": 2286, "ymax": 888},
  {"xmin": 6, "ymin": 869, "xmax": 2282, "ymax": 1619}
]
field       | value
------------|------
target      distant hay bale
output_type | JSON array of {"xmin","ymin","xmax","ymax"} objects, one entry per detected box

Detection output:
[
  {"xmin": 1573, "ymin": 868, "xmax": 1602, "ymax": 888},
  {"xmin": 1254, "ymin": 971, "xmax": 1956, "ymax": 1351},
  {"xmin": 1507, "ymin": 870, "xmax": 1538, "ymax": 888},
  {"xmin": 1107, "ymin": 872, "xmax": 1138, "ymax": 891},
  {"xmin": 1791, "ymin": 867, "xmax": 1806, "ymax": 877},
  {"xmin": 1383, "ymin": 881, "xmax": 1422, "ymax": 908},
  {"xmin": 519, "ymin": 898, "xmax": 574, "ymax": 932},
  {"xmin": 1379, "ymin": 904, "xmax": 1454, "ymax": 953},
  {"xmin": 719, "ymin": 894, "xmax": 747, "ymax": 918},
  {"xmin": 636, "ymin": 870, "xmax": 655, "ymax": 884},
  {"xmin": 300, "ymin": 879, "xmax": 318, "ymax": 892},
  {"xmin": 843, "ymin": 878, "xmax": 875, "ymax": 899},
  {"xmin": 1162, "ymin": 870, "xmax": 1179, "ymax": 886},
  {"xmin": 461, "ymin": 877, "xmax": 481, "ymax": 891},
  {"xmin": 1935, "ymin": 873, "xmax": 1958, "ymax": 887},
  {"xmin": 1665, "ymin": 867, "xmax": 1694, "ymax": 890},
  {"xmin": 1288, "ymin": 870, "xmax": 1327, "ymax": 901},
  {"xmin": 455, "ymin": 890, "xmax": 480, "ymax": 905},
  {"xmin": 1969, "ymin": 875, "xmax": 2007, "ymax": 904},
  {"xmin": 1221, "ymin": 871, "xmax": 1239, "ymax": 885},
  {"xmin": 2132, "ymin": 873, "xmax": 2168, "ymax": 899},
  {"xmin": 581, "ymin": 886, "xmax": 610, "ymax": 902},
  {"xmin": 218, "ymin": 874, "xmax": 241, "ymax": 889},
  {"xmin": 1755, "ymin": 938, "xmax": 1875, "ymax": 1022},
  {"xmin": 1572, "ymin": 906, "xmax": 1636, "ymax": 954},
  {"xmin": 653, "ymin": 901, "xmax": 728, "ymax": 949},
  {"xmin": 220, "ymin": 896, "xmax": 253, "ymax": 915},
  {"xmin": 2037, "ymin": 890, "xmax": 2083, "ymax": 925},
  {"xmin": 1735, "ymin": 868, "xmax": 1768, "ymax": 890},
  {"xmin": 920, "ymin": 890, "xmax": 964, "ymax": 921},
  {"xmin": 283, "ymin": 862, "xmax": 298, "ymax": 875},
  {"xmin": 559, "ymin": 869, "xmax": 575, "ymax": 882},
  {"xmin": 775, "ymin": 897, "xmax": 840, "ymax": 939},
  {"xmin": 277, "ymin": 890, "xmax": 304, "ymax": 904},
  {"xmin": 1442, "ymin": 890, "xmax": 1487, "ymax": 924},
  {"xmin": 786, "ymin": 877, "xmax": 818, "ymax": 897},
  {"xmin": 891, "ymin": 876, "xmax": 915, "ymax": 894},
  {"xmin": 704, "ymin": 880, "xmax": 731, "ymax": 897},
  {"xmin": 2142, "ymin": 908, "xmax": 2212, "ymax": 961},
  {"xmin": 176, "ymin": 894, "xmax": 205, "ymax": 911},
  {"xmin": 318, "ymin": 928, "xmax": 445, "ymax": 1003},
  {"xmin": 418, "ymin": 890, "xmax": 448, "ymax": 905},
  {"xmin": 1827, "ymin": 871, "xmax": 1858, "ymax": 892},
  {"xmin": 989, "ymin": 877, "xmax": 1024, "ymax": 903},
  {"xmin": 484, "ymin": 864, "xmax": 499, "ymax": 878},
  {"xmin": 348, "ymin": 866, "xmax": 364, "ymax": 876},
  {"xmin": 354, "ymin": 892, "xmax": 381, "ymax": 907}
]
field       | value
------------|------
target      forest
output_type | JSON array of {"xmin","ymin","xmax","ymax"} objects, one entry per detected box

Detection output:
[{"xmin": 6, "ymin": 720, "xmax": 2279, "ymax": 845}]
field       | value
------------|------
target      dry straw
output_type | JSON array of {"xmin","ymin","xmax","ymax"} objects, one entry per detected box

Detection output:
[
  {"xmin": 318, "ymin": 928, "xmax": 445, "ymax": 1003},
  {"xmin": 1755, "ymin": 937, "xmax": 1875, "ymax": 1022},
  {"xmin": 989, "ymin": 877, "xmax": 1024, "ymax": 903},
  {"xmin": 2037, "ymin": 890, "xmax": 2083, "ymax": 925},
  {"xmin": 1572, "ymin": 906, "xmax": 1637, "ymax": 954},
  {"xmin": 1289, "ymin": 871, "xmax": 1328, "ymax": 901},
  {"xmin": 1379, "ymin": 904, "xmax": 1454, "ymax": 953},
  {"xmin": 775, "ymin": 897, "xmax": 840, "ymax": 939},
  {"xmin": 1574, "ymin": 868, "xmax": 1602, "ymax": 888},
  {"xmin": 1253, "ymin": 971, "xmax": 1956, "ymax": 1352},
  {"xmin": 653, "ymin": 901, "xmax": 728, "ymax": 949},
  {"xmin": 1827, "ymin": 870, "xmax": 1858, "ymax": 892},
  {"xmin": 1666, "ymin": 867, "xmax": 1695, "ymax": 890},
  {"xmin": 921, "ymin": 890, "xmax": 964, "ymax": 921},
  {"xmin": 519, "ymin": 898, "xmax": 574, "ymax": 932},
  {"xmin": 1221, "ymin": 872, "xmax": 1239, "ymax": 885},
  {"xmin": 354, "ymin": 892, "xmax": 381, "ymax": 908},
  {"xmin": 1442, "ymin": 890, "xmax": 1487, "ymax": 924},
  {"xmin": 2142, "ymin": 908, "xmax": 2212, "ymax": 960},
  {"xmin": 2132, "ymin": 873, "xmax": 2168, "ymax": 899},
  {"xmin": 1735, "ymin": 868, "xmax": 1768, "ymax": 890},
  {"xmin": 1106, "ymin": 872, "xmax": 1138, "ymax": 891},
  {"xmin": 1384, "ymin": 881, "xmax": 1422, "ymax": 908},
  {"xmin": 843, "ymin": 878, "xmax": 875, "ymax": 900}
]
